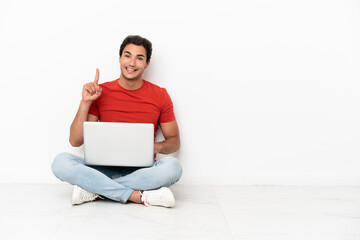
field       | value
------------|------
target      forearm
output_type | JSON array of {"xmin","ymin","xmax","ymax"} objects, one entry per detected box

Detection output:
[
  {"xmin": 155, "ymin": 135, "xmax": 180, "ymax": 155},
  {"xmin": 69, "ymin": 100, "xmax": 92, "ymax": 147}
]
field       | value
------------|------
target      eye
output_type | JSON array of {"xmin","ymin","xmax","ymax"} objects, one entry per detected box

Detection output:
[
  {"xmin": 125, "ymin": 55, "xmax": 130, "ymax": 58},
  {"xmin": 137, "ymin": 57, "xmax": 144, "ymax": 61}
]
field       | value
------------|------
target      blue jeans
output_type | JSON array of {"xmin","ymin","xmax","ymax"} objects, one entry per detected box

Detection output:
[{"xmin": 51, "ymin": 152, "xmax": 183, "ymax": 203}]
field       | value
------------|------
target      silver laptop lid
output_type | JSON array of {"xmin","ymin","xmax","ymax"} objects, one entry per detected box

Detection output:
[{"xmin": 83, "ymin": 122, "xmax": 154, "ymax": 167}]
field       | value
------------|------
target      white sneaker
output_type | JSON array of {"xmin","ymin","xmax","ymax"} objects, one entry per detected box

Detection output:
[
  {"xmin": 71, "ymin": 185, "xmax": 99, "ymax": 205},
  {"xmin": 141, "ymin": 187, "xmax": 175, "ymax": 208}
]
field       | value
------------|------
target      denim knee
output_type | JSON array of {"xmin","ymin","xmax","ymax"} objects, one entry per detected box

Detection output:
[
  {"xmin": 157, "ymin": 156, "xmax": 183, "ymax": 185},
  {"xmin": 51, "ymin": 152, "xmax": 79, "ymax": 181}
]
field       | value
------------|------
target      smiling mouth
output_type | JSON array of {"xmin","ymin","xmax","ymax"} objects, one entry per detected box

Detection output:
[{"xmin": 125, "ymin": 67, "xmax": 138, "ymax": 74}]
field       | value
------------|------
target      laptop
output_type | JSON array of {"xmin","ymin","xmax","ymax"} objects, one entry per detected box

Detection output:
[{"xmin": 83, "ymin": 122, "xmax": 154, "ymax": 167}]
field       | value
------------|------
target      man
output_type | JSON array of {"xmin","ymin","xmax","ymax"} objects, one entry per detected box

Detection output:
[{"xmin": 52, "ymin": 35, "xmax": 182, "ymax": 208}]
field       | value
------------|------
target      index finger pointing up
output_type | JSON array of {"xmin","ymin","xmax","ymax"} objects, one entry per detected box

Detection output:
[{"xmin": 94, "ymin": 68, "xmax": 100, "ymax": 84}]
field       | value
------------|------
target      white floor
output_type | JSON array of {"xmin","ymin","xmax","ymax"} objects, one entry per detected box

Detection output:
[{"xmin": 0, "ymin": 184, "xmax": 359, "ymax": 240}]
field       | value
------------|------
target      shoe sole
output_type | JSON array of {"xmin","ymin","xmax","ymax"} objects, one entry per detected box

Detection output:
[{"xmin": 71, "ymin": 185, "xmax": 81, "ymax": 205}]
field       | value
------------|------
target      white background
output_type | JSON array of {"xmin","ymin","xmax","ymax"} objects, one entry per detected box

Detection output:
[{"xmin": 0, "ymin": 0, "xmax": 359, "ymax": 185}]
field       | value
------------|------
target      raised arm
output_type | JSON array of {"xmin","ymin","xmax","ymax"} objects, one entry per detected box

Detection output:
[
  {"xmin": 69, "ymin": 68, "xmax": 102, "ymax": 147},
  {"xmin": 154, "ymin": 120, "xmax": 180, "ymax": 154}
]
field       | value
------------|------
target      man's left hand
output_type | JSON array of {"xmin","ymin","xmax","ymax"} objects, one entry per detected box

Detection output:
[{"xmin": 154, "ymin": 142, "xmax": 162, "ymax": 154}]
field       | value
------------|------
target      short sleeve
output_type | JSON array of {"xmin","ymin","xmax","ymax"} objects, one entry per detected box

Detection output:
[{"xmin": 159, "ymin": 89, "xmax": 175, "ymax": 123}]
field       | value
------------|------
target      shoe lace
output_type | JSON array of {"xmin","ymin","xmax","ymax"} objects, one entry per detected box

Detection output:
[
  {"xmin": 81, "ymin": 190, "xmax": 98, "ymax": 201},
  {"xmin": 144, "ymin": 193, "xmax": 162, "ymax": 205}
]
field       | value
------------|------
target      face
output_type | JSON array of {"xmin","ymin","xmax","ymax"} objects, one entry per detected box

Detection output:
[{"xmin": 119, "ymin": 44, "xmax": 149, "ymax": 81}]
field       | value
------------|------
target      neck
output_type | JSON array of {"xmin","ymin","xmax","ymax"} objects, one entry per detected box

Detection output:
[{"xmin": 118, "ymin": 75, "xmax": 143, "ymax": 90}]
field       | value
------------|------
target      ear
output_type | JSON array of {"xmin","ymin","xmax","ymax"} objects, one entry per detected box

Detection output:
[
  {"xmin": 119, "ymin": 56, "xmax": 121, "ymax": 63},
  {"xmin": 145, "ymin": 60, "xmax": 150, "ymax": 69}
]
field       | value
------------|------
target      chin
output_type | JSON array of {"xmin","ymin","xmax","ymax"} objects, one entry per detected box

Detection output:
[{"xmin": 122, "ymin": 73, "xmax": 140, "ymax": 81}]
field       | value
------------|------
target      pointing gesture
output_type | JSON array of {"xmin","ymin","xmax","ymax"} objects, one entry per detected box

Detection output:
[
  {"xmin": 94, "ymin": 68, "xmax": 99, "ymax": 84},
  {"xmin": 82, "ymin": 68, "xmax": 102, "ymax": 102}
]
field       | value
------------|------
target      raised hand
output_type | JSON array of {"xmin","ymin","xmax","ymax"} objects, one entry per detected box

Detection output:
[{"xmin": 82, "ymin": 68, "xmax": 102, "ymax": 102}]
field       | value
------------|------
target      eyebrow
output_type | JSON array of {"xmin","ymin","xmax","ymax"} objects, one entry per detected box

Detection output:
[{"xmin": 124, "ymin": 51, "xmax": 145, "ymax": 58}]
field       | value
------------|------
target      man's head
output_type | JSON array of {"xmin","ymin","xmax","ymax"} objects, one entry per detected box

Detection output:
[
  {"xmin": 119, "ymin": 35, "xmax": 152, "ymax": 63},
  {"xmin": 119, "ymin": 35, "xmax": 152, "ymax": 82}
]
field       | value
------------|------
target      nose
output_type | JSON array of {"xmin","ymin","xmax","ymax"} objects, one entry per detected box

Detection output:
[{"xmin": 129, "ymin": 57, "xmax": 136, "ymax": 66}]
